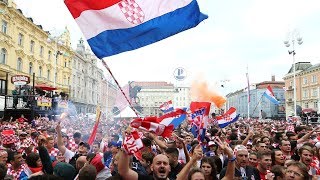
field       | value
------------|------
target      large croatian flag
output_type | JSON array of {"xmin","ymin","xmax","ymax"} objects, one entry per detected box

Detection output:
[
  {"xmin": 160, "ymin": 100, "xmax": 174, "ymax": 114},
  {"xmin": 64, "ymin": 0, "xmax": 208, "ymax": 58},
  {"xmin": 263, "ymin": 85, "xmax": 279, "ymax": 105},
  {"xmin": 217, "ymin": 107, "xmax": 240, "ymax": 128}
]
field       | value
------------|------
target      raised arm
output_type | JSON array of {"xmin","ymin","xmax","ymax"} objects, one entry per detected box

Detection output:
[
  {"xmin": 241, "ymin": 128, "xmax": 254, "ymax": 146},
  {"xmin": 55, "ymin": 122, "xmax": 66, "ymax": 155},
  {"xmin": 215, "ymin": 137, "xmax": 235, "ymax": 180},
  {"xmin": 118, "ymin": 149, "xmax": 138, "ymax": 180},
  {"xmin": 297, "ymin": 127, "xmax": 320, "ymax": 144},
  {"xmin": 176, "ymin": 144, "xmax": 202, "ymax": 180},
  {"xmin": 145, "ymin": 132, "xmax": 168, "ymax": 150}
]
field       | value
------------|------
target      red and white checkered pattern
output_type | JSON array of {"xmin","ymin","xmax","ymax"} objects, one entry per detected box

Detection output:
[
  {"xmin": 48, "ymin": 147, "xmax": 60, "ymax": 158},
  {"xmin": 118, "ymin": 0, "xmax": 145, "ymax": 25},
  {"xmin": 68, "ymin": 139, "xmax": 78, "ymax": 152},
  {"xmin": 286, "ymin": 125, "xmax": 295, "ymax": 132},
  {"xmin": 7, "ymin": 163, "xmax": 26, "ymax": 180}
]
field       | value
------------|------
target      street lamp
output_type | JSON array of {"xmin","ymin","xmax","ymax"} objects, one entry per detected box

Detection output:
[
  {"xmin": 47, "ymin": 36, "xmax": 64, "ymax": 88},
  {"xmin": 284, "ymin": 30, "xmax": 303, "ymax": 117}
]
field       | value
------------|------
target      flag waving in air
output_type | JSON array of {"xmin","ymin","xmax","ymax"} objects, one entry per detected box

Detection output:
[
  {"xmin": 158, "ymin": 108, "xmax": 187, "ymax": 129},
  {"xmin": 263, "ymin": 85, "xmax": 279, "ymax": 105},
  {"xmin": 64, "ymin": 0, "xmax": 208, "ymax": 58},
  {"xmin": 130, "ymin": 117, "xmax": 174, "ymax": 138},
  {"xmin": 189, "ymin": 102, "xmax": 211, "ymax": 142},
  {"xmin": 216, "ymin": 107, "xmax": 240, "ymax": 128},
  {"xmin": 159, "ymin": 100, "xmax": 174, "ymax": 114}
]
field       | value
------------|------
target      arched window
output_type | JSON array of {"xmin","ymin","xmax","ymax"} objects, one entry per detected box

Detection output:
[
  {"xmin": 29, "ymin": 62, "xmax": 33, "ymax": 75},
  {"xmin": 17, "ymin": 58, "xmax": 23, "ymax": 71},
  {"xmin": 47, "ymin": 70, "xmax": 50, "ymax": 80},
  {"xmin": 39, "ymin": 66, "xmax": 42, "ymax": 77},
  {"xmin": 0, "ymin": 48, "xmax": 7, "ymax": 64}
]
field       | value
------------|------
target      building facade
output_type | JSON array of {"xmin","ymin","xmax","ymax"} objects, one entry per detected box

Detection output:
[
  {"xmin": 0, "ymin": 0, "xmax": 72, "ymax": 94},
  {"xmin": 131, "ymin": 81, "xmax": 176, "ymax": 116},
  {"xmin": 70, "ymin": 39, "xmax": 117, "ymax": 114},
  {"xmin": 173, "ymin": 86, "xmax": 191, "ymax": 108},
  {"xmin": 283, "ymin": 62, "xmax": 320, "ymax": 116},
  {"xmin": 227, "ymin": 76, "xmax": 285, "ymax": 119}
]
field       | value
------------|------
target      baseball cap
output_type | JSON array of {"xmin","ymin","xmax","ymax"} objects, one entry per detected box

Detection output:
[{"xmin": 79, "ymin": 142, "xmax": 90, "ymax": 150}]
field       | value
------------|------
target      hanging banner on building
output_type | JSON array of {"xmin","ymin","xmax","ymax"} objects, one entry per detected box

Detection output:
[
  {"xmin": 58, "ymin": 100, "xmax": 68, "ymax": 109},
  {"xmin": 37, "ymin": 96, "xmax": 52, "ymax": 107},
  {"xmin": 11, "ymin": 75, "xmax": 30, "ymax": 86}
]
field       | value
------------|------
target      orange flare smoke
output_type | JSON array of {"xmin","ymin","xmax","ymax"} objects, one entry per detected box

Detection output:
[{"xmin": 190, "ymin": 80, "xmax": 226, "ymax": 108}]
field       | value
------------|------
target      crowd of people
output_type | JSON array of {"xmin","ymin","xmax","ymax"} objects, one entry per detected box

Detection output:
[{"xmin": 0, "ymin": 113, "xmax": 320, "ymax": 180}]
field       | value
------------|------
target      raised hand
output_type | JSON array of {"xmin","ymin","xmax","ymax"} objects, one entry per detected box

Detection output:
[
  {"xmin": 214, "ymin": 137, "xmax": 233, "ymax": 158},
  {"xmin": 193, "ymin": 144, "xmax": 203, "ymax": 161}
]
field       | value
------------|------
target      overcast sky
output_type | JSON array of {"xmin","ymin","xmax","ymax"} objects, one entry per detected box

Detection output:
[{"xmin": 14, "ymin": 0, "xmax": 320, "ymax": 94}]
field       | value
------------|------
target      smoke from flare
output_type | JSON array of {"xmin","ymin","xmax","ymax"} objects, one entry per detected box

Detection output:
[{"xmin": 190, "ymin": 80, "xmax": 226, "ymax": 108}]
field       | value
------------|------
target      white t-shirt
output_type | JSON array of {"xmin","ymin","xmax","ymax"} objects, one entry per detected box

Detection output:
[
  {"xmin": 64, "ymin": 148, "xmax": 75, "ymax": 163},
  {"xmin": 178, "ymin": 148, "xmax": 186, "ymax": 164}
]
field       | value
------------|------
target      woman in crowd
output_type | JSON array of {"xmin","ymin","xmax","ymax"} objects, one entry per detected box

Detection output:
[
  {"xmin": 271, "ymin": 149, "xmax": 285, "ymax": 166},
  {"xmin": 200, "ymin": 157, "xmax": 218, "ymax": 180}
]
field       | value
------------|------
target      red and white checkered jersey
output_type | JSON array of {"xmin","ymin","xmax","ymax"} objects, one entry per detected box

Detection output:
[
  {"xmin": 68, "ymin": 139, "xmax": 78, "ymax": 152},
  {"xmin": 7, "ymin": 163, "xmax": 26, "ymax": 179},
  {"xmin": 48, "ymin": 147, "xmax": 60, "ymax": 158}
]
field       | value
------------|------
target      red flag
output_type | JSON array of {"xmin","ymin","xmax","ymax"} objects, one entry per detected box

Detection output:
[{"xmin": 88, "ymin": 107, "xmax": 101, "ymax": 145}]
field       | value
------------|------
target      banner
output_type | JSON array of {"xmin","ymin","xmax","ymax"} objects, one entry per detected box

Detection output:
[{"xmin": 37, "ymin": 97, "xmax": 52, "ymax": 107}]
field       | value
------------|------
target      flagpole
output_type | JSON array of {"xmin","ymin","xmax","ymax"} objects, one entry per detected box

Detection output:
[
  {"xmin": 246, "ymin": 66, "xmax": 250, "ymax": 120},
  {"xmin": 101, "ymin": 59, "xmax": 140, "ymax": 117},
  {"xmin": 251, "ymin": 94, "xmax": 263, "ymax": 118}
]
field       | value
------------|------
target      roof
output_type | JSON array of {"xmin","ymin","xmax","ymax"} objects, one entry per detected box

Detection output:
[
  {"xmin": 131, "ymin": 81, "xmax": 174, "ymax": 88},
  {"xmin": 287, "ymin": 62, "xmax": 312, "ymax": 74}
]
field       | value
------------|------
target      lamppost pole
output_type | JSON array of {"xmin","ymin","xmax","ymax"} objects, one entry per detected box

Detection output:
[{"xmin": 284, "ymin": 30, "xmax": 303, "ymax": 117}]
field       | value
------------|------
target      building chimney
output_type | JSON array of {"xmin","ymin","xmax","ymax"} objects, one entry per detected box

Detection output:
[{"xmin": 271, "ymin": 75, "xmax": 275, "ymax": 81}]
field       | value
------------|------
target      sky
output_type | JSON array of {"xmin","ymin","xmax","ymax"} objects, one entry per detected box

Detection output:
[{"xmin": 14, "ymin": 0, "xmax": 320, "ymax": 95}]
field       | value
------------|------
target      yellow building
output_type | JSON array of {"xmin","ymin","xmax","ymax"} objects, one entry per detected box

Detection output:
[{"xmin": 0, "ymin": 0, "xmax": 73, "ymax": 94}]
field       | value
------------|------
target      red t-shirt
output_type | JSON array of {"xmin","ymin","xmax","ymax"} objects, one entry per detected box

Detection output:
[
  {"xmin": 259, "ymin": 171, "xmax": 267, "ymax": 180},
  {"xmin": 18, "ymin": 117, "xmax": 26, "ymax": 123}
]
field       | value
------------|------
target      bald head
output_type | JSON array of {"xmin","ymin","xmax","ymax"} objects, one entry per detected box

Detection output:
[
  {"xmin": 152, "ymin": 154, "xmax": 169, "ymax": 165},
  {"xmin": 151, "ymin": 154, "xmax": 171, "ymax": 179},
  {"xmin": 76, "ymin": 156, "xmax": 87, "ymax": 170}
]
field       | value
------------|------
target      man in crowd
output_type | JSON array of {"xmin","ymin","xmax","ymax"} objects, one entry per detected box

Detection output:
[{"xmin": 256, "ymin": 152, "xmax": 272, "ymax": 180}]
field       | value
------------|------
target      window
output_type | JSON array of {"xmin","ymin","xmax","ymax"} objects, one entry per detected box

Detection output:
[
  {"xmin": 47, "ymin": 70, "xmax": 50, "ymax": 80},
  {"xmin": 38, "ymin": 66, "xmax": 42, "ymax": 77},
  {"xmin": 18, "ymin": 33, "xmax": 24, "ymax": 46},
  {"xmin": 54, "ymin": 72, "xmax": 57, "ymax": 83},
  {"xmin": 29, "ymin": 62, "xmax": 33, "ymax": 75},
  {"xmin": 290, "ymin": 81, "xmax": 293, "ymax": 86},
  {"xmin": 314, "ymin": 102, "xmax": 318, "ymax": 108},
  {"xmin": 0, "ymin": 48, "xmax": 7, "ymax": 64},
  {"xmin": 0, "ymin": 79, "xmax": 5, "ymax": 95},
  {"xmin": 30, "ymin": 40, "xmax": 35, "ymax": 53},
  {"xmin": 40, "ymin": 46, "xmax": 44, "ymax": 57},
  {"xmin": 305, "ymin": 103, "xmax": 309, "ymax": 108},
  {"xmin": 1, "ymin": 20, "xmax": 7, "ymax": 34},
  {"xmin": 313, "ymin": 88, "xmax": 318, "ymax": 97},
  {"xmin": 64, "ymin": 61, "xmax": 67, "ymax": 67},
  {"xmin": 303, "ymin": 77, "xmax": 308, "ymax": 85},
  {"xmin": 17, "ymin": 58, "xmax": 22, "ymax": 71},
  {"xmin": 48, "ymin": 51, "xmax": 51, "ymax": 60},
  {"xmin": 303, "ymin": 89, "xmax": 308, "ymax": 98},
  {"xmin": 64, "ymin": 75, "xmax": 67, "ymax": 85},
  {"xmin": 312, "ymin": 75, "xmax": 317, "ymax": 83},
  {"xmin": 68, "ymin": 77, "xmax": 70, "ymax": 85}
]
